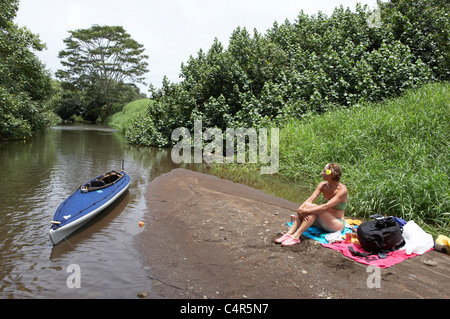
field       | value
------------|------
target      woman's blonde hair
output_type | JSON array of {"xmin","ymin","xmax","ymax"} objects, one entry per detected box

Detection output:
[{"xmin": 326, "ymin": 163, "xmax": 342, "ymax": 181}]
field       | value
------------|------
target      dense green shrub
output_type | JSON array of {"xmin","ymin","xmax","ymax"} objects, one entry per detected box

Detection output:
[
  {"xmin": 107, "ymin": 98, "xmax": 152, "ymax": 131},
  {"xmin": 379, "ymin": 0, "xmax": 450, "ymax": 80},
  {"xmin": 129, "ymin": 0, "xmax": 447, "ymax": 147},
  {"xmin": 0, "ymin": 0, "xmax": 59, "ymax": 140},
  {"xmin": 124, "ymin": 114, "xmax": 169, "ymax": 147},
  {"xmin": 212, "ymin": 83, "xmax": 449, "ymax": 235},
  {"xmin": 278, "ymin": 82, "xmax": 449, "ymax": 234}
]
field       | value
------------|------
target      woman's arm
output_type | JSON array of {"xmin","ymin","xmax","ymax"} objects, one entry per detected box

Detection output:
[
  {"xmin": 299, "ymin": 185, "xmax": 347, "ymax": 215},
  {"xmin": 299, "ymin": 182, "xmax": 324, "ymax": 208}
]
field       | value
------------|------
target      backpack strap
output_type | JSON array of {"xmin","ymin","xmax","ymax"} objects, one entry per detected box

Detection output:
[
  {"xmin": 348, "ymin": 246, "xmax": 371, "ymax": 257},
  {"xmin": 349, "ymin": 246, "xmax": 391, "ymax": 259}
]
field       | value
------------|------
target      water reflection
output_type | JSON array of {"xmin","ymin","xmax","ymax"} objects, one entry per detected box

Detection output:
[
  {"xmin": 0, "ymin": 125, "xmax": 177, "ymax": 298},
  {"xmin": 0, "ymin": 124, "xmax": 306, "ymax": 298}
]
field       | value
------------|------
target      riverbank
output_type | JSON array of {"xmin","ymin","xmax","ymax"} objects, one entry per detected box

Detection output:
[
  {"xmin": 135, "ymin": 168, "xmax": 450, "ymax": 299},
  {"xmin": 210, "ymin": 82, "xmax": 449, "ymax": 237}
]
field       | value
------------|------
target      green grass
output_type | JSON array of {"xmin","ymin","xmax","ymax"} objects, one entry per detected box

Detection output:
[
  {"xmin": 212, "ymin": 82, "xmax": 449, "ymax": 236},
  {"xmin": 107, "ymin": 99, "xmax": 152, "ymax": 132},
  {"xmin": 278, "ymin": 82, "xmax": 449, "ymax": 236}
]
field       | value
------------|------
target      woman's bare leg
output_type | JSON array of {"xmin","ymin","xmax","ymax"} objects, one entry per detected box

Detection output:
[
  {"xmin": 286, "ymin": 202, "xmax": 318, "ymax": 235},
  {"xmin": 290, "ymin": 214, "xmax": 316, "ymax": 239},
  {"xmin": 278, "ymin": 202, "xmax": 344, "ymax": 243},
  {"xmin": 314, "ymin": 212, "xmax": 344, "ymax": 232},
  {"xmin": 286, "ymin": 215, "xmax": 301, "ymax": 235}
]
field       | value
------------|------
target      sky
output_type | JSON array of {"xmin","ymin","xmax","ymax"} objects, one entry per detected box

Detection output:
[{"xmin": 15, "ymin": 0, "xmax": 379, "ymax": 94}]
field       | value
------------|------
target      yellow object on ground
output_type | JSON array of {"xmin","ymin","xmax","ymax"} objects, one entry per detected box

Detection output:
[
  {"xmin": 345, "ymin": 218, "xmax": 363, "ymax": 226},
  {"xmin": 435, "ymin": 235, "xmax": 450, "ymax": 255}
]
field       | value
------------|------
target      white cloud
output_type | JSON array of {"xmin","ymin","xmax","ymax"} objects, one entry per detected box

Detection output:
[{"xmin": 66, "ymin": 4, "xmax": 83, "ymax": 30}]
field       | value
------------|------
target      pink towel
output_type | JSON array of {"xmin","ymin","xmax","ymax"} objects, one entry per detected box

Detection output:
[{"xmin": 321, "ymin": 242, "xmax": 430, "ymax": 268}]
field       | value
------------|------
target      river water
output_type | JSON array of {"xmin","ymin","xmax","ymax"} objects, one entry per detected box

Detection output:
[{"xmin": 0, "ymin": 124, "xmax": 305, "ymax": 299}]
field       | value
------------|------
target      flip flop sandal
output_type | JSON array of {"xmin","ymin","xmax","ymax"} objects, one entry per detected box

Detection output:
[
  {"xmin": 281, "ymin": 237, "xmax": 300, "ymax": 246},
  {"xmin": 275, "ymin": 233, "xmax": 292, "ymax": 244}
]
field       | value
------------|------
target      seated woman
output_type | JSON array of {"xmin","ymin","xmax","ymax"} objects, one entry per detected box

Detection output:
[{"xmin": 275, "ymin": 163, "xmax": 348, "ymax": 246}]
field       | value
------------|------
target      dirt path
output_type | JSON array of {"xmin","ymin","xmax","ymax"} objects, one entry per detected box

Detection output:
[{"xmin": 135, "ymin": 168, "xmax": 450, "ymax": 299}]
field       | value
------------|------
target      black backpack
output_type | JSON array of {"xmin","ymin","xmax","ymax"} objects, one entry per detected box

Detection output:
[{"xmin": 357, "ymin": 215, "xmax": 405, "ymax": 255}]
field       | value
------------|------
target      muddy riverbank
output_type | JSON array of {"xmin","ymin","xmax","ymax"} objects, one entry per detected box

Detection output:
[{"xmin": 135, "ymin": 168, "xmax": 450, "ymax": 299}]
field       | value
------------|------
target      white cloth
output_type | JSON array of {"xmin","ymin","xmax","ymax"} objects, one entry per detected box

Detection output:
[
  {"xmin": 400, "ymin": 220, "xmax": 434, "ymax": 255},
  {"xmin": 325, "ymin": 230, "xmax": 343, "ymax": 243}
]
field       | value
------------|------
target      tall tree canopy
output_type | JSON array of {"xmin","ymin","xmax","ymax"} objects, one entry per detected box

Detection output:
[{"xmin": 57, "ymin": 25, "xmax": 149, "ymax": 120}]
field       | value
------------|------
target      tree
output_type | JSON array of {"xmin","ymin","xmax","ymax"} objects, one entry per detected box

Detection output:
[
  {"xmin": 128, "ymin": 2, "xmax": 439, "ymax": 147},
  {"xmin": 0, "ymin": 0, "xmax": 56, "ymax": 140},
  {"xmin": 57, "ymin": 25, "xmax": 149, "ymax": 120},
  {"xmin": 378, "ymin": 0, "xmax": 450, "ymax": 80}
]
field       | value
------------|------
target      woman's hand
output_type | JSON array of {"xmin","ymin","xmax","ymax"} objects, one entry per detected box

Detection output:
[
  {"xmin": 300, "ymin": 213, "xmax": 311, "ymax": 221},
  {"xmin": 298, "ymin": 201, "xmax": 314, "ymax": 214},
  {"xmin": 297, "ymin": 207, "xmax": 311, "ymax": 221}
]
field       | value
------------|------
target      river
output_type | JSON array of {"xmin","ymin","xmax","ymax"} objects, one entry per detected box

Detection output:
[{"xmin": 0, "ymin": 124, "xmax": 305, "ymax": 298}]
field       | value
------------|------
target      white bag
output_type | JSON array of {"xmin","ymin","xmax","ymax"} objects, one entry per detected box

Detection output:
[
  {"xmin": 325, "ymin": 230, "xmax": 343, "ymax": 243},
  {"xmin": 400, "ymin": 220, "xmax": 434, "ymax": 255}
]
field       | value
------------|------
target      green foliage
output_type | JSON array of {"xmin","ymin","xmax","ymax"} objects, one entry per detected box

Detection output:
[
  {"xmin": 212, "ymin": 83, "xmax": 449, "ymax": 235},
  {"xmin": 56, "ymin": 25, "xmax": 149, "ymax": 122},
  {"xmin": 128, "ymin": 0, "xmax": 447, "ymax": 147},
  {"xmin": 124, "ymin": 114, "xmax": 168, "ymax": 147},
  {"xmin": 55, "ymin": 90, "xmax": 86, "ymax": 121},
  {"xmin": 379, "ymin": 0, "xmax": 450, "ymax": 80},
  {"xmin": 278, "ymin": 82, "xmax": 449, "ymax": 234},
  {"xmin": 0, "ymin": 0, "xmax": 58, "ymax": 140},
  {"xmin": 107, "ymin": 98, "xmax": 152, "ymax": 132},
  {"xmin": 0, "ymin": 87, "xmax": 32, "ymax": 139}
]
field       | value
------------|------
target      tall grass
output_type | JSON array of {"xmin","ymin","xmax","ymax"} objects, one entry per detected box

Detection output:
[
  {"xmin": 107, "ymin": 99, "xmax": 152, "ymax": 132},
  {"xmin": 278, "ymin": 82, "xmax": 449, "ymax": 235}
]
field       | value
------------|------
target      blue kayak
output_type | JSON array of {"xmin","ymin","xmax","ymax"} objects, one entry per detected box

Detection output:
[{"xmin": 49, "ymin": 170, "xmax": 130, "ymax": 245}]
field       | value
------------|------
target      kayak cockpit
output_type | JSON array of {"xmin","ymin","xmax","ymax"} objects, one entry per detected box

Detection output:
[{"xmin": 81, "ymin": 170, "xmax": 125, "ymax": 193}]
